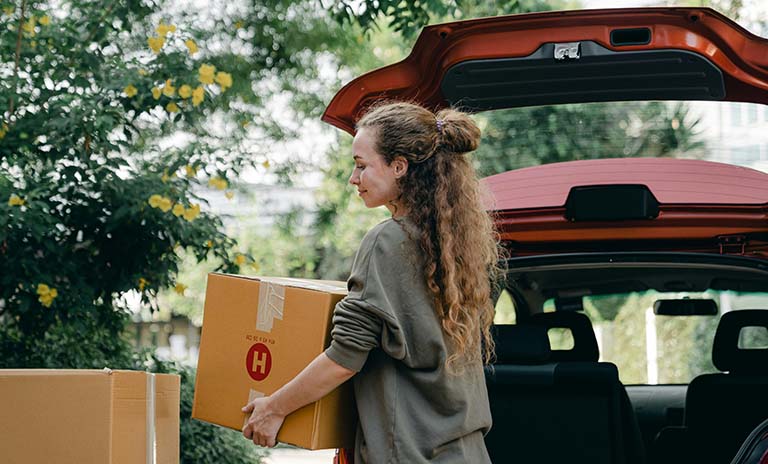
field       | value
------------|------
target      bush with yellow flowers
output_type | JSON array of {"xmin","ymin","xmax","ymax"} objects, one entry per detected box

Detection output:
[
  {"xmin": 0, "ymin": 0, "xmax": 380, "ymax": 460},
  {"xmin": 0, "ymin": 0, "xmax": 366, "ymax": 461}
]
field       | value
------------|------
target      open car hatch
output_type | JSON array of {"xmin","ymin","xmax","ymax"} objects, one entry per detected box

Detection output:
[{"xmin": 322, "ymin": 7, "xmax": 768, "ymax": 134}]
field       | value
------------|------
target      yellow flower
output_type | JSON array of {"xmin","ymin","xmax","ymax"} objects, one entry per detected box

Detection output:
[
  {"xmin": 22, "ymin": 17, "xmax": 36, "ymax": 36},
  {"xmin": 138, "ymin": 277, "xmax": 148, "ymax": 291},
  {"xmin": 174, "ymin": 283, "xmax": 187, "ymax": 296},
  {"xmin": 225, "ymin": 190, "xmax": 234, "ymax": 200},
  {"xmin": 156, "ymin": 21, "xmax": 175, "ymax": 37},
  {"xmin": 30, "ymin": 40, "xmax": 37, "ymax": 48},
  {"xmin": 148, "ymin": 194, "xmax": 173, "ymax": 212},
  {"xmin": 205, "ymin": 240, "xmax": 214, "ymax": 248},
  {"xmin": 185, "ymin": 165, "xmax": 197, "ymax": 177},
  {"xmin": 262, "ymin": 160, "xmax": 270, "ymax": 169},
  {"xmin": 148, "ymin": 194, "xmax": 163, "ymax": 208},
  {"xmin": 124, "ymin": 84, "xmax": 138, "ymax": 98},
  {"xmin": 235, "ymin": 254, "xmax": 246, "ymax": 266},
  {"xmin": 182, "ymin": 203, "xmax": 200, "ymax": 222},
  {"xmin": 162, "ymin": 79, "xmax": 176, "ymax": 97},
  {"xmin": 138, "ymin": 69, "xmax": 148, "ymax": 76},
  {"xmin": 166, "ymin": 102, "xmax": 179, "ymax": 113},
  {"xmin": 185, "ymin": 39, "xmax": 198, "ymax": 55},
  {"xmin": 151, "ymin": 87, "xmax": 161, "ymax": 100},
  {"xmin": 191, "ymin": 86, "xmax": 204, "ymax": 106},
  {"xmin": 8, "ymin": 194, "xmax": 25, "ymax": 207},
  {"xmin": 158, "ymin": 197, "xmax": 173, "ymax": 212},
  {"xmin": 178, "ymin": 85, "xmax": 192, "ymax": 99},
  {"xmin": 235, "ymin": 21, "xmax": 243, "ymax": 29},
  {"xmin": 36, "ymin": 283, "xmax": 58, "ymax": 308},
  {"xmin": 148, "ymin": 36, "xmax": 165, "ymax": 54},
  {"xmin": 172, "ymin": 203, "xmax": 185, "ymax": 217},
  {"xmin": 250, "ymin": 262, "xmax": 261, "ymax": 272},
  {"xmin": 208, "ymin": 177, "xmax": 228, "ymax": 190},
  {"xmin": 215, "ymin": 71, "xmax": 232, "ymax": 91},
  {"xmin": 198, "ymin": 64, "xmax": 216, "ymax": 85},
  {"xmin": 161, "ymin": 169, "xmax": 174, "ymax": 182},
  {"xmin": 0, "ymin": 122, "xmax": 7, "ymax": 139},
  {"xmin": 2, "ymin": 6, "xmax": 14, "ymax": 16},
  {"xmin": 39, "ymin": 15, "xmax": 51, "ymax": 26}
]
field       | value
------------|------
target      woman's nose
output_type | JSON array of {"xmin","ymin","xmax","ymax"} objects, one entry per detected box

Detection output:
[{"xmin": 349, "ymin": 171, "xmax": 358, "ymax": 185}]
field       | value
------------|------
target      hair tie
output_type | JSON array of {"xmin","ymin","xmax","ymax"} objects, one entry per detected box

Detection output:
[{"xmin": 436, "ymin": 118, "xmax": 445, "ymax": 134}]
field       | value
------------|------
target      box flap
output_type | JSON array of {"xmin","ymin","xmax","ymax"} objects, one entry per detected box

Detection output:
[
  {"xmin": 0, "ymin": 369, "xmax": 112, "ymax": 463},
  {"xmin": 110, "ymin": 370, "xmax": 149, "ymax": 464},
  {"xmin": 155, "ymin": 374, "xmax": 181, "ymax": 464},
  {"xmin": 210, "ymin": 273, "xmax": 347, "ymax": 296}
]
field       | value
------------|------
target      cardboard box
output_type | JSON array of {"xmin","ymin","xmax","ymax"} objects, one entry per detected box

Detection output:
[
  {"xmin": 0, "ymin": 369, "xmax": 180, "ymax": 464},
  {"xmin": 192, "ymin": 273, "xmax": 357, "ymax": 449}
]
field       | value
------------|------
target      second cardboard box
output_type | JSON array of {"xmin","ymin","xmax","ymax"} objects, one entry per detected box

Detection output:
[{"xmin": 192, "ymin": 274, "xmax": 357, "ymax": 449}]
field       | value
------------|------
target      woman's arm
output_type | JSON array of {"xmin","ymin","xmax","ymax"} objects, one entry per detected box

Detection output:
[{"xmin": 241, "ymin": 352, "xmax": 356, "ymax": 447}]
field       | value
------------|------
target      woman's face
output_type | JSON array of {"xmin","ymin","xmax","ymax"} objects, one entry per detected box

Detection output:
[{"xmin": 349, "ymin": 127, "xmax": 406, "ymax": 213}]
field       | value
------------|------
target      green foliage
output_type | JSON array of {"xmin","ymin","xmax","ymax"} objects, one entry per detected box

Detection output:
[
  {"xmin": 0, "ymin": 0, "xmax": 243, "ymax": 365},
  {"xmin": 330, "ymin": 0, "xmax": 567, "ymax": 38},
  {"xmin": 474, "ymin": 102, "xmax": 705, "ymax": 175},
  {"xmin": 0, "ymin": 1, "xmax": 364, "ymax": 462},
  {"xmin": 601, "ymin": 294, "xmax": 651, "ymax": 384}
]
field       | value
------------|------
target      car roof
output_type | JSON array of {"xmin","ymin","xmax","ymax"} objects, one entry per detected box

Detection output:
[
  {"xmin": 322, "ymin": 7, "xmax": 768, "ymax": 134},
  {"xmin": 484, "ymin": 158, "xmax": 768, "ymax": 211},
  {"xmin": 485, "ymin": 158, "xmax": 768, "ymax": 256}
]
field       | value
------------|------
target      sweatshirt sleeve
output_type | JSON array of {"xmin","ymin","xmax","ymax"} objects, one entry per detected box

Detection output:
[{"xmin": 324, "ymin": 221, "xmax": 409, "ymax": 372}]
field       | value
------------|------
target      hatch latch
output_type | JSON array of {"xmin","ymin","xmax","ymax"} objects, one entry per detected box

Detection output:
[
  {"xmin": 717, "ymin": 235, "xmax": 747, "ymax": 255},
  {"xmin": 554, "ymin": 42, "xmax": 581, "ymax": 60}
]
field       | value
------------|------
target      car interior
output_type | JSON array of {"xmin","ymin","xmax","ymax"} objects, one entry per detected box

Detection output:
[
  {"xmin": 486, "ymin": 252, "xmax": 768, "ymax": 464},
  {"xmin": 319, "ymin": 7, "xmax": 768, "ymax": 463}
]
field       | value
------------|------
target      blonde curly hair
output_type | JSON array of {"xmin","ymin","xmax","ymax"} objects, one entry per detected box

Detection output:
[{"xmin": 357, "ymin": 101, "xmax": 503, "ymax": 373}]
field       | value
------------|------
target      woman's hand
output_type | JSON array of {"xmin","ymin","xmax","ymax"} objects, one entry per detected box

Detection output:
[
  {"xmin": 239, "ymin": 353, "xmax": 355, "ymax": 448},
  {"xmin": 241, "ymin": 396, "xmax": 286, "ymax": 448}
]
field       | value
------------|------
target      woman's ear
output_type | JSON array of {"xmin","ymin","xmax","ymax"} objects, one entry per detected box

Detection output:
[{"xmin": 392, "ymin": 156, "xmax": 409, "ymax": 179}]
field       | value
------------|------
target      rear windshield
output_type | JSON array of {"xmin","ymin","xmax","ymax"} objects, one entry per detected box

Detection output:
[{"xmin": 542, "ymin": 291, "xmax": 768, "ymax": 385}]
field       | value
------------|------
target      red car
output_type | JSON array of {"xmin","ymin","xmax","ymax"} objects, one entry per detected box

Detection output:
[{"xmin": 323, "ymin": 8, "xmax": 768, "ymax": 464}]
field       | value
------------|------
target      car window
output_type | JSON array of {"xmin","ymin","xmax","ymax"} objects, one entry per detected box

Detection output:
[
  {"xmin": 494, "ymin": 289, "xmax": 516, "ymax": 324},
  {"xmin": 543, "ymin": 291, "xmax": 768, "ymax": 385}
]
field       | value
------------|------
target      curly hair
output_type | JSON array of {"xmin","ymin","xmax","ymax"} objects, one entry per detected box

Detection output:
[{"xmin": 356, "ymin": 101, "xmax": 503, "ymax": 373}]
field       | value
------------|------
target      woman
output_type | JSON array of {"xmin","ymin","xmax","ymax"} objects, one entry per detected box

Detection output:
[{"xmin": 242, "ymin": 101, "xmax": 501, "ymax": 463}]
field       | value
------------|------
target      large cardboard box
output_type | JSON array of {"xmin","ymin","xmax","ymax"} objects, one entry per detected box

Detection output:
[
  {"xmin": 192, "ymin": 273, "xmax": 357, "ymax": 449},
  {"xmin": 0, "ymin": 369, "xmax": 180, "ymax": 464}
]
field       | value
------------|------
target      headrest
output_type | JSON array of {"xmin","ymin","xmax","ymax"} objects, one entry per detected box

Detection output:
[
  {"xmin": 713, "ymin": 310, "xmax": 768, "ymax": 374},
  {"xmin": 529, "ymin": 311, "xmax": 600, "ymax": 362},
  {"xmin": 492, "ymin": 324, "xmax": 551, "ymax": 365}
]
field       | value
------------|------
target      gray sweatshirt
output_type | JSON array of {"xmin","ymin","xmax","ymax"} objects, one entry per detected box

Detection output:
[{"xmin": 324, "ymin": 218, "xmax": 492, "ymax": 464}]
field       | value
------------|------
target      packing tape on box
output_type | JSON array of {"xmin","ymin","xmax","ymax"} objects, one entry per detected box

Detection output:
[
  {"xmin": 256, "ymin": 280, "xmax": 286, "ymax": 333},
  {"xmin": 103, "ymin": 368, "xmax": 158, "ymax": 464},
  {"xmin": 254, "ymin": 277, "xmax": 345, "ymax": 333},
  {"xmin": 273, "ymin": 277, "xmax": 347, "ymax": 293},
  {"xmin": 243, "ymin": 389, "xmax": 266, "ymax": 429},
  {"xmin": 147, "ymin": 373, "xmax": 157, "ymax": 464}
]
